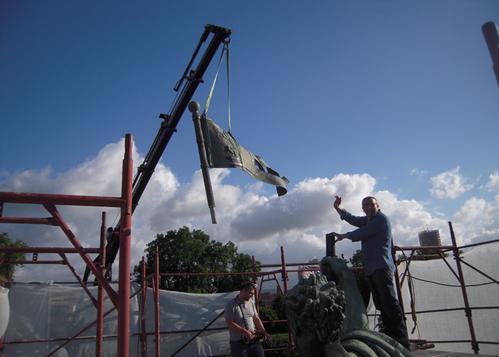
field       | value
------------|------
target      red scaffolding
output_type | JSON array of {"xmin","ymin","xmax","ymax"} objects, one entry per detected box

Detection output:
[{"xmin": 0, "ymin": 134, "xmax": 134, "ymax": 357}]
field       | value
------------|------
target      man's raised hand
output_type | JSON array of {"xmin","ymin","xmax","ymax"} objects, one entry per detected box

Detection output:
[{"xmin": 334, "ymin": 196, "xmax": 342, "ymax": 211}]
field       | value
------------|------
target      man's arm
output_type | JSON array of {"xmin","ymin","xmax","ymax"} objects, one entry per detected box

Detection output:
[
  {"xmin": 225, "ymin": 319, "xmax": 254, "ymax": 340},
  {"xmin": 252, "ymin": 311, "xmax": 271, "ymax": 341},
  {"xmin": 333, "ymin": 196, "xmax": 367, "ymax": 227},
  {"xmin": 346, "ymin": 213, "xmax": 388, "ymax": 242}
]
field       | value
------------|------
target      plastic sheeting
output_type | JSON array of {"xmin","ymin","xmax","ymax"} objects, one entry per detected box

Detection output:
[
  {"xmin": 0, "ymin": 287, "xmax": 9, "ymax": 337},
  {"xmin": 2, "ymin": 243, "xmax": 498, "ymax": 356},
  {"xmin": 367, "ymin": 242, "xmax": 499, "ymax": 355},
  {"xmin": 3, "ymin": 283, "xmax": 236, "ymax": 356}
]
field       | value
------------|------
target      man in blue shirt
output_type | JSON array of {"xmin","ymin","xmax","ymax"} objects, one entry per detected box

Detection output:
[{"xmin": 330, "ymin": 195, "xmax": 409, "ymax": 348}]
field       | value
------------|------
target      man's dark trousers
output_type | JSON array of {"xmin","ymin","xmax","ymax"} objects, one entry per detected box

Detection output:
[
  {"xmin": 368, "ymin": 268, "xmax": 410, "ymax": 348},
  {"xmin": 229, "ymin": 340, "xmax": 265, "ymax": 357}
]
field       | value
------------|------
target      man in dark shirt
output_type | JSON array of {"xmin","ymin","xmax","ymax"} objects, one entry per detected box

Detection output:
[{"xmin": 330, "ymin": 195, "xmax": 410, "ymax": 348}]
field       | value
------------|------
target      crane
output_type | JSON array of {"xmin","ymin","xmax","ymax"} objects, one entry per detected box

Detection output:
[{"xmin": 84, "ymin": 24, "xmax": 231, "ymax": 283}]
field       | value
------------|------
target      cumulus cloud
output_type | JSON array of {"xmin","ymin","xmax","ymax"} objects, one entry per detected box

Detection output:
[
  {"xmin": 429, "ymin": 167, "xmax": 473, "ymax": 199},
  {"xmin": 485, "ymin": 171, "xmax": 499, "ymax": 192},
  {"xmin": 452, "ymin": 195, "xmax": 499, "ymax": 244},
  {"xmin": 1, "ymin": 140, "xmax": 497, "ymax": 282},
  {"xmin": 410, "ymin": 168, "xmax": 428, "ymax": 178}
]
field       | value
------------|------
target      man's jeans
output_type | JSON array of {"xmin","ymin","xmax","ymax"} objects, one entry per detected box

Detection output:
[
  {"xmin": 367, "ymin": 269, "xmax": 410, "ymax": 348},
  {"xmin": 229, "ymin": 340, "xmax": 265, "ymax": 357}
]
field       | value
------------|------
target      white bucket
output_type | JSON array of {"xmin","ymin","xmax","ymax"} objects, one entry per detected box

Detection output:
[{"xmin": 0, "ymin": 286, "xmax": 9, "ymax": 337}]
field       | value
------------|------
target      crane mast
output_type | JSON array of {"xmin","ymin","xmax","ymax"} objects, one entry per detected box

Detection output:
[
  {"xmin": 85, "ymin": 25, "xmax": 231, "ymax": 283},
  {"xmin": 131, "ymin": 24, "xmax": 231, "ymax": 212}
]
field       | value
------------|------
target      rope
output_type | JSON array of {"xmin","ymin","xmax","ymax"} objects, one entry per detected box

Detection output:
[
  {"xmin": 399, "ymin": 250, "xmax": 418, "ymax": 334},
  {"xmin": 409, "ymin": 275, "xmax": 496, "ymax": 288}
]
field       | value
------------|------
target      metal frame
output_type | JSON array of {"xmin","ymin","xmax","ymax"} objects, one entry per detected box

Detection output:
[
  {"xmin": 5, "ymin": 211, "xmax": 498, "ymax": 356},
  {"xmin": 393, "ymin": 221, "xmax": 499, "ymax": 354},
  {"xmin": 0, "ymin": 134, "xmax": 134, "ymax": 357}
]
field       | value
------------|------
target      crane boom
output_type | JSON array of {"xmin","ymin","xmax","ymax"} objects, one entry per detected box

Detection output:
[
  {"xmin": 131, "ymin": 24, "xmax": 231, "ymax": 212},
  {"xmin": 82, "ymin": 25, "xmax": 232, "ymax": 283}
]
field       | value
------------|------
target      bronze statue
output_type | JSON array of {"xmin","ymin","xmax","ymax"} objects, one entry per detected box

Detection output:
[{"xmin": 285, "ymin": 256, "xmax": 411, "ymax": 357}]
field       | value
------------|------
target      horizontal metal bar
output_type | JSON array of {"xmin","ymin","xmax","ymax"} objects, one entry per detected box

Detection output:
[
  {"xmin": 0, "ymin": 217, "xmax": 58, "ymax": 225},
  {"xmin": 159, "ymin": 269, "xmax": 283, "ymax": 277},
  {"xmin": 0, "ymin": 247, "xmax": 100, "ymax": 254},
  {"xmin": 458, "ymin": 238, "xmax": 499, "ymax": 250},
  {"xmin": 0, "ymin": 192, "xmax": 124, "ymax": 208},
  {"xmin": 2, "ymin": 260, "xmax": 65, "ymax": 265},
  {"xmin": 259, "ymin": 262, "xmax": 320, "ymax": 268},
  {"xmin": 394, "ymin": 245, "xmax": 455, "ymax": 251}
]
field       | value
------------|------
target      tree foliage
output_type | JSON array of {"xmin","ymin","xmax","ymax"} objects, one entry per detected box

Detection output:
[
  {"xmin": 349, "ymin": 249, "xmax": 363, "ymax": 267},
  {"xmin": 133, "ymin": 226, "xmax": 259, "ymax": 293},
  {"xmin": 0, "ymin": 232, "xmax": 27, "ymax": 282}
]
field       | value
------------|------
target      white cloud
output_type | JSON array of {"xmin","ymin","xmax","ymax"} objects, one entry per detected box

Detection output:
[
  {"xmin": 452, "ymin": 195, "xmax": 499, "ymax": 244},
  {"xmin": 485, "ymin": 171, "xmax": 499, "ymax": 192},
  {"xmin": 429, "ymin": 167, "xmax": 473, "ymax": 199},
  {"xmin": 410, "ymin": 168, "xmax": 428, "ymax": 178},
  {"xmin": 1, "ymin": 141, "xmax": 497, "ymax": 282}
]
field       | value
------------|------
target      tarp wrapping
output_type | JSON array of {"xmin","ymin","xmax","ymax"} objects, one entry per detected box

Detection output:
[{"xmin": 3, "ymin": 283, "xmax": 236, "ymax": 356}]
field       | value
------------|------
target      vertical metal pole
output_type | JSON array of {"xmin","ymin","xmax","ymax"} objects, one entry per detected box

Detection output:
[
  {"xmin": 449, "ymin": 221, "xmax": 479, "ymax": 354},
  {"xmin": 96, "ymin": 212, "xmax": 106, "ymax": 357},
  {"xmin": 118, "ymin": 134, "xmax": 133, "ymax": 357},
  {"xmin": 155, "ymin": 246, "xmax": 160, "ymax": 357},
  {"xmin": 189, "ymin": 101, "xmax": 217, "ymax": 224},
  {"xmin": 325, "ymin": 233, "xmax": 336, "ymax": 257},
  {"xmin": 280, "ymin": 246, "xmax": 293, "ymax": 353},
  {"xmin": 141, "ymin": 257, "xmax": 147, "ymax": 357},
  {"xmin": 391, "ymin": 244, "xmax": 407, "ymax": 325},
  {"xmin": 251, "ymin": 256, "xmax": 259, "ymax": 309},
  {"xmin": 482, "ymin": 22, "xmax": 499, "ymax": 86}
]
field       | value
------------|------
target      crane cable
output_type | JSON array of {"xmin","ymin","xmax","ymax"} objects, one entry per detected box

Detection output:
[{"xmin": 203, "ymin": 40, "xmax": 232, "ymax": 131}]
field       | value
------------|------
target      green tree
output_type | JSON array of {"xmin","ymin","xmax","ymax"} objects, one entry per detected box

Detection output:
[
  {"xmin": 349, "ymin": 249, "xmax": 363, "ymax": 267},
  {"xmin": 0, "ymin": 232, "xmax": 27, "ymax": 282},
  {"xmin": 133, "ymin": 226, "xmax": 259, "ymax": 293}
]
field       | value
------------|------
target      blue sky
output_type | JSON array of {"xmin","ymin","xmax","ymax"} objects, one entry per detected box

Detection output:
[{"xmin": 1, "ymin": 1, "xmax": 498, "ymax": 281}]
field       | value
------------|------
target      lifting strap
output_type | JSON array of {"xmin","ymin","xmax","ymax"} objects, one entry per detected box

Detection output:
[
  {"xmin": 204, "ymin": 41, "xmax": 232, "ymax": 131},
  {"xmin": 200, "ymin": 40, "xmax": 288, "ymax": 196}
]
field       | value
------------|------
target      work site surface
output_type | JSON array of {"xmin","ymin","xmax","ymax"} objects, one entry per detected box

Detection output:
[{"xmin": 413, "ymin": 350, "xmax": 495, "ymax": 357}]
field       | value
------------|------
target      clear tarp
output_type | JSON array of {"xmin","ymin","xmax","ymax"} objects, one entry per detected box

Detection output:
[
  {"xmin": 2, "ymin": 242, "xmax": 498, "ymax": 356},
  {"xmin": 3, "ymin": 283, "xmax": 236, "ymax": 356}
]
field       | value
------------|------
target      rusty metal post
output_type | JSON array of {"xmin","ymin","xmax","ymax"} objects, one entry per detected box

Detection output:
[
  {"xmin": 449, "ymin": 221, "xmax": 479, "ymax": 354},
  {"xmin": 251, "ymin": 256, "xmax": 260, "ymax": 309},
  {"xmin": 325, "ymin": 233, "xmax": 336, "ymax": 257},
  {"xmin": 189, "ymin": 101, "xmax": 217, "ymax": 224},
  {"xmin": 117, "ymin": 134, "xmax": 133, "ymax": 357},
  {"xmin": 96, "ymin": 212, "xmax": 106, "ymax": 357},
  {"xmin": 154, "ymin": 246, "xmax": 160, "ymax": 357},
  {"xmin": 280, "ymin": 246, "xmax": 293, "ymax": 353},
  {"xmin": 141, "ymin": 257, "xmax": 148, "ymax": 357}
]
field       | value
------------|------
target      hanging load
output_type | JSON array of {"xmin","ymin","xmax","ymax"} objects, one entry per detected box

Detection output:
[
  {"xmin": 201, "ymin": 116, "xmax": 289, "ymax": 196},
  {"xmin": 187, "ymin": 35, "xmax": 289, "ymax": 224}
]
